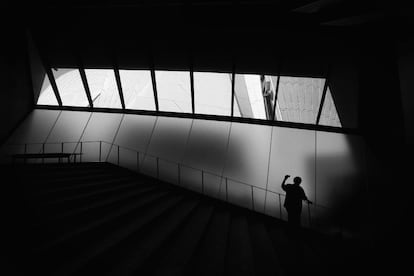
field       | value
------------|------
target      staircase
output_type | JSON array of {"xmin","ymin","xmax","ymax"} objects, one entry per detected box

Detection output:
[{"xmin": 3, "ymin": 163, "xmax": 367, "ymax": 276}]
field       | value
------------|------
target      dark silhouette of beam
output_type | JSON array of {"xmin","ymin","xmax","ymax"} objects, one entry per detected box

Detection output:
[
  {"xmin": 78, "ymin": 67, "xmax": 93, "ymax": 108},
  {"xmin": 190, "ymin": 66, "xmax": 195, "ymax": 114},
  {"xmin": 316, "ymin": 72, "xmax": 329, "ymax": 124},
  {"xmin": 113, "ymin": 67, "xmax": 126, "ymax": 109},
  {"xmin": 150, "ymin": 69, "xmax": 159, "ymax": 112},
  {"xmin": 35, "ymin": 104, "xmax": 360, "ymax": 134},
  {"xmin": 231, "ymin": 64, "xmax": 235, "ymax": 117}
]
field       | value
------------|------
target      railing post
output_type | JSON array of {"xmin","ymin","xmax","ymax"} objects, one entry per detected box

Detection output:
[
  {"xmin": 279, "ymin": 194, "xmax": 282, "ymax": 219},
  {"xmin": 178, "ymin": 164, "xmax": 181, "ymax": 185},
  {"xmin": 136, "ymin": 152, "xmax": 140, "ymax": 173},
  {"xmin": 201, "ymin": 171, "xmax": 204, "ymax": 194},
  {"xmin": 99, "ymin": 141, "xmax": 102, "ymax": 162},
  {"xmin": 60, "ymin": 142, "xmax": 64, "ymax": 163},
  {"xmin": 117, "ymin": 145, "xmax": 120, "ymax": 165},
  {"xmin": 251, "ymin": 186, "xmax": 254, "ymax": 211},
  {"xmin": 156, "ymin": 157, "xmax": 159, "ymax": 179},
  {"xmin": 42, "ymin": 143, "xmax": 45, "ymax": 164},
  {"xmin": 24, "ymin": 144, "xmax": 27, "ymax": 164},
  {"xmin": 225, "ymin": 178, "xmax": 228, "ymax": 202},
  {"xmin": 80, "ymin": 142, "xmax": 83, "ymax": 163}
]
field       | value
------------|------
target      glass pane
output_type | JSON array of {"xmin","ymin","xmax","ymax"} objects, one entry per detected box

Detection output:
[
  {"xmin": 276, "ymin": 77, "xmax": 325, "ymax": 124},
  {"xmin": 85, "ymin": 69, "xmax": 122, "ymax": 108},
  {"xmin": 318, "ymin": 86, "xmax": 342, "ymax": 127},
  {"xmin": 155, "ymin": 70, "xmax": 192, "ymax": 113},
  {"xmin": 119, "ymin": 70, "xmax": 155, "ymax": 111},
  {"xmin": 37, "ymin": 74, "xmax": 58, "ymax": 105},
  {"xmin": 263, "ymin": 75, "xmax": 278, "ymax": 120},
  {"xmin": 194, "ymin": 72, "xmax": 232, "ymax": 116},
  {"xmin": 233, "ymin": 74, "xmax": 267, "ymax": 120},
  {"xmin": 52, "ymin": 68, "xmax": 89, "ymax": 107}
]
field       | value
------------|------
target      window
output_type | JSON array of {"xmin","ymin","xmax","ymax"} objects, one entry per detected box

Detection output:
[
  {"xmin": 318, "ymin": 86, "xmax": 342, "ymax": 127},
  {"xmin": 233, "ymin": 74, "xmax": 275, "ymax": 120},
  {"xmin": 34, "ymin": 66, "xmax": 345, "ymax": 130},
  {"xmin": 276, "ymin": 77, "xmax": 325, "ymax": 124},
  {"xmin": 37, "ymin": 74, "xmax": 58, "ymax": 105},
  {"xmin": 119, "ymin": 70, "xmax": 155, "ymax": 111},
  {"xmin": 85, "ymin": 69, "xmax": 122, "ymax": 108},
  {"xmin": 52, "ymin": 69, "xmax": 89, "ymax": 107},
  {"xmin": 194, "ymin": 72, "xmax": 232, "ymax": 116},
  {"xmin": 155, "ymin": 70, "xmax": 192, "ymax": 113}
]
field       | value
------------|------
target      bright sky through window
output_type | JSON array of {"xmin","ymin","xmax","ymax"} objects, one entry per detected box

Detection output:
[
  {"xmin": 35, "ymin": 69, "xmax": 342, "ymax": 128},
  {"xmin": 155, "ymin": 71, "xmax": 192, "ymax": 113},
  {"xmin": 37, "ymin": 74, "xmax": 58, "ymax": 105},
  {"xmin": 52, "ymin": 69, "xmax": 89, "ymax": 107},
  {"xmin": 276, "ymin": 77, "xmax": 326, "ymax": 124},
  {"xmin": 120, "ymin": 70, "xmax": 155, "ymax": 111},
  {"xmin": 85, "ymin": 69, "xmax": 122, "ymax": 109},
  {"xmin": 194, "ymin": 72, "xmax": 232, "ymax": 116}
]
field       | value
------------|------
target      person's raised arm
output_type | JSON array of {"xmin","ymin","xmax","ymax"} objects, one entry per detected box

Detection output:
[{"xmin": 281, "ymin": 175, "xmax": 290, "ymax": 191}]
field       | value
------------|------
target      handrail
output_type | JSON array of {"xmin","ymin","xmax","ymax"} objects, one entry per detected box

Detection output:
[
  {"xmin": 3, "ymin": 140, "xmax": 331, "ymax": 227},
  {"xmin": 4, "ymin": 140, "xmax": 329, "ymax": 208}
]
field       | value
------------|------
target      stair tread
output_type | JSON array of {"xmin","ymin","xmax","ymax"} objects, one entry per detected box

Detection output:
[
  {"xmin": 86, "ymin": 197, "xmax": 201, "ymax": 276},
  {"xmin": 184, "ymin": 207, "xmax": 231, "ymax": 276},
  {"xmin": 51, "ymin": 194, "xmax": 186, "ymax": 276},
  {"xmin": 35, "ymin": 190, "xmax": 173, "ymax": 251},
  {"xmin": 30, "ymin": 175, "xmax": 138, "ymax": 198},
  {"xmin": 248, "ymin": 216, "xmax": 285, "ymax": 276},
  {"xmin": 225, "ymin": 212, "xmax": 255, "ymax": 276},
  {"xmin": 3, "ymin": 162, "xmax": 352, "ymax": 276},
  {"xmin": 33, "ymin": 185, "xmax": 159, "ymax": 225},
  {"xmin": 150, "ymin": 202, "xmax": 215, "ymax": 276},
  {"xmin": 39, "ymin": 181, "xmax": 138, "ymax": 206}
]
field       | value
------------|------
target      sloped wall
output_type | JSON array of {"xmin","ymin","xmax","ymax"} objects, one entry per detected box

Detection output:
[{"xmin": 2, "ymin": 109, "xmax": 367, "ymax": 236}]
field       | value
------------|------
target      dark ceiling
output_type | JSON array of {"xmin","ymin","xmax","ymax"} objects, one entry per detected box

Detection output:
[
  {"xmin": 4, "ymin": 0, "xmax": 413, "ymax": 74},
  {"xmin": 6, "ymin": 0, "xmax": 414, "ymax": 30}
]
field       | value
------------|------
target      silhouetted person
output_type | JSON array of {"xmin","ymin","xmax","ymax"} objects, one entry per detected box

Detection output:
[{"xmin": 281, "ymin": 175, "xmax": 312, "ymax": 227}]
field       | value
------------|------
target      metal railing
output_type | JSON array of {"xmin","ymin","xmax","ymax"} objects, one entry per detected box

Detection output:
[{"xmin": 1, "ymin": 140, "xmax": 332, "ymax": 229}]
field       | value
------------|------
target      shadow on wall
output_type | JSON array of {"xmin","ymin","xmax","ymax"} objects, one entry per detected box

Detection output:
[
  {"xmin": 310, "ymin": 135, "xmax": 367, "ymax": 238},
  {"xmin": 139, "ymin": 123, "xmax": 247, "ymax": 203}
]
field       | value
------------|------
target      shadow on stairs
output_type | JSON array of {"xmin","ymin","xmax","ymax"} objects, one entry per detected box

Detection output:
[{"xmin": 2, "ymin": 162, "xmax": 368, "ymax": 276}]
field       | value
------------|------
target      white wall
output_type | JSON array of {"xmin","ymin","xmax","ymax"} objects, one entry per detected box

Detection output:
[{"xmin": 2, "ymin": 109, "xmax": 367, "ymax": 234}]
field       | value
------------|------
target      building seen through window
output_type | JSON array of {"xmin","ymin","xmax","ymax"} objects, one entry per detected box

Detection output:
[{"xmin": 37, "ymin": 69, "xmax": 342, "ymax": 128}]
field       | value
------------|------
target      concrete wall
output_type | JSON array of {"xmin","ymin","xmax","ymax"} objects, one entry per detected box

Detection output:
[{"xmin": 1, "ymin": 109, "xmax": 368, "ymax": 236}]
